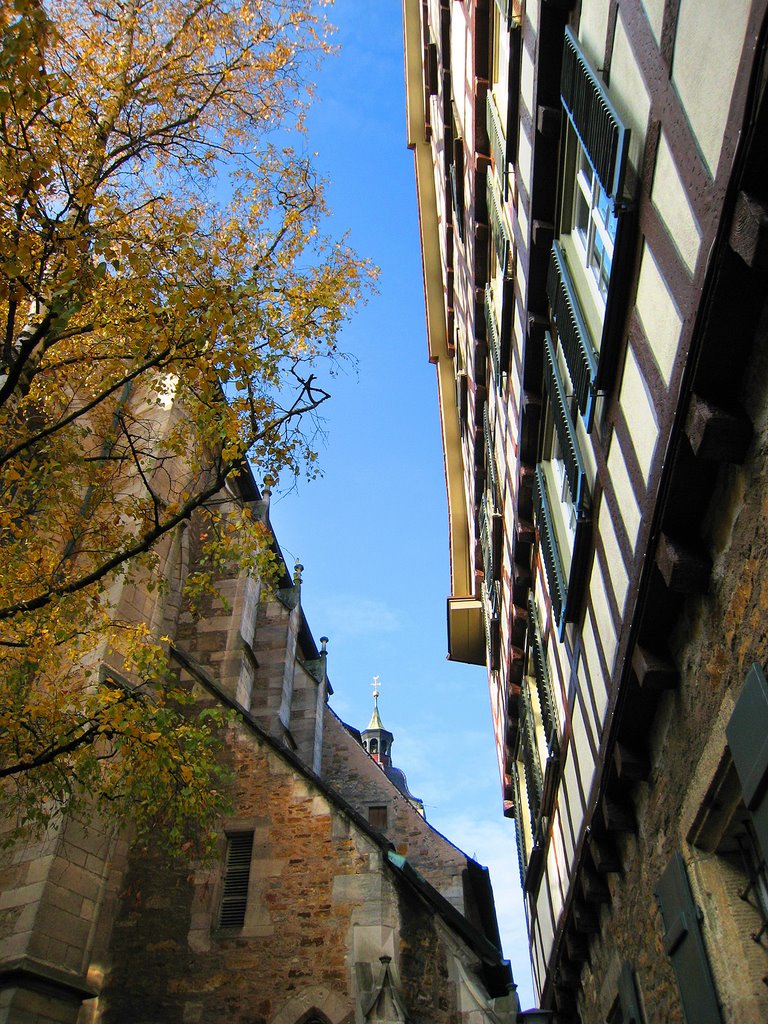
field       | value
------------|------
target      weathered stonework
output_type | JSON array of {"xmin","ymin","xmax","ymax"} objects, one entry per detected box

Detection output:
[{"xmin": 0, "ymin": 481, "xmax": 515, "ymax": 1024}]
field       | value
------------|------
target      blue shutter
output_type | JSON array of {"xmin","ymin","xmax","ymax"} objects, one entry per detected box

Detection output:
[
  {"xmin": 546, "ymin": 242, "xmax": 599, "ymax": 426},
  {"xmin": 560, "ymin": 27, "xmax": 629, "ymax": 200},
  {"xmin": 533, "ymin": 466, "xmax": 567, "ymax": 634},
  {"xmin": 543, "ymin": 331, "xmax": 589, "ymax": 515},
  {"xmin": 527, "ymin": 594, "xmax": 558, "ymax": 754},
  {"xmin": 654, "ymin": 853, "xmax": 722, "ymax": 1024}
]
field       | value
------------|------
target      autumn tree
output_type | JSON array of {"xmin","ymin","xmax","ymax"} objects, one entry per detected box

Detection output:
[{"xmin": 0, "ymin": 0, "xmax": 374, "ymax": 852}]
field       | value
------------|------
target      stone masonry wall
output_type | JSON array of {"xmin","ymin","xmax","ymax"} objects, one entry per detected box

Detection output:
[
  {"xmin": 321, "ymin": 710, "xmax": 470, "ymax": 914},
  {"xmin": 95, "ymin": 717, "xmax": 401, "ymax": 1024}
]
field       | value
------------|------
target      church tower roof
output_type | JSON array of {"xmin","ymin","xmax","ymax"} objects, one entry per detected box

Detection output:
[{"xmin": 361, "ymin": 677, "xmax": 424, "ymax": 816}]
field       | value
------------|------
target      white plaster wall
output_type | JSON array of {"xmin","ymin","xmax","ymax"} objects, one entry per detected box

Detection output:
[
  {"xmin": 520, "ymin": 41, "xmax": 535, "ymax": 122},
  {"xmin": 642, "ymin": 0, "xmax": 665, "ymax": 45},
  {"xmin": 597, "ymin": 499, "xmax": 629, "ymax": 614},
  {"xmin": 517, "ymin": 125, "xmax": 533, "ymax": 199},
  {"xmin": 652, "ymin": 132, "xmax": 703, "ymax": 274},
  {"xmin": 607, "ymin": 434, "xmax": 641, "ymax": 546},
  {"xmin": 635, "ymin": 243, "xmax": 683, "ymax": 385},
  {"xmin": 581, "ymin": 613, "xmax": 610, "ymax": 724},
  {"xmin": 672, "ymin": 0, "xmax": 751, "ymax": 176},
  {"xmin": 578, "ymin": 1, "xmax": 610, "ymax": 71},
  {"xmin": 572, "ymin": 697, "xmax": 598, "ymax": 816},
  {"xmin": 618, "ymin": 344, "xmax": 659, "ymax": 482},
  {"xmin": 609, "ymin": 11, "xmax": 651, "ymax": 176},
  {"xmin": 589, "ymin": 558, "xmax": 618, "ymax": 673}
]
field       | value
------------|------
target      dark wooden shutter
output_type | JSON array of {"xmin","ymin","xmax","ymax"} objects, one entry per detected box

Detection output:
[
  {"xmin": 533, "ymin": 466, "xmax": 566, "ymax": 634},
  {"xmin": 617, "ymin": 962, "xmax": 644, "ymax": 1024},
  {"xmin": 219, "ymin": 832, "xmax": 254, "ymax": 928},
  {"xmin": 546, "ymin": 242, "xmax": 599, "ymax": 426},
  {"xmin": 560, "ymin": 27, "xmax": 629, "ymax": 200},
  {"xmin": 654, "ymin": 853, "xmax": 722, "ymax": 1024},
  {"xmin": 726, "ymin": 662, "xmax": 768, "ymax": 859},
  {"xmin": 528, "ymin": 594, "xmax": 558, "ymax": 753}
]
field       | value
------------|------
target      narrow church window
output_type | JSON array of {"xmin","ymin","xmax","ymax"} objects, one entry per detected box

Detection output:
[
  {"xmin": 368, "ymin": 806, "xmax": 388, "ymax": 830},
  {"xmin": 218, "ymin": 831, "xmax": 254, "ymax": 928}
]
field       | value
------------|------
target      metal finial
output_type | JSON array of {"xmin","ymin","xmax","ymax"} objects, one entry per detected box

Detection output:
[{"xmin": 293, "ymin": 560, "xmax": 304, "ymax": 585}]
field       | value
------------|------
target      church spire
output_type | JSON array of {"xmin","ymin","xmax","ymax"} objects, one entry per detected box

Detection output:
[
  {"xmin": 362, "ymin": 676, "xmax": 393, "ymax": 767},
  {"xmin": 360, "ymin": 678, "xmax": 425, "ymax": 817}
]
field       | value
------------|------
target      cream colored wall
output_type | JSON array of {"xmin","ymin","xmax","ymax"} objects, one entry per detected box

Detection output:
[
  {"xmin": 651, "ymin": 132, "xmax": 703, "ymax": 275},
  {"xmin": 607, "ymin": 11, "xmax": 651, "ymax": 176},
  {"xmin": 642, "ymin": 0, "xmax": 664, "ymax": 45},
  {"xmin": 635, "ymin": 243, "xmax": 683, "ymax": 386},
  {"xmin": 672, "ymin": 0, "xmax": 752, "ymax": 176},
  {"xmin": 618, "ymin": 345, "xmax": 658, "ymax": 483},
  {"xmin": 577, "ymin": 1, "xmax": 610, "ymax": 70}
]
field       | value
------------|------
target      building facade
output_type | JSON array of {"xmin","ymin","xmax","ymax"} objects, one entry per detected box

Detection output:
[
  {"xmin": 0, "ymin": 474, "xmax": 516, "ymax": 1024},
  {"xmin": 404, "ymin": 0, "xmax": 768, "ymax": 1020}
]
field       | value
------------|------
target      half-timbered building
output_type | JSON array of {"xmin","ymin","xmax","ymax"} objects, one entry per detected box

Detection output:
[{"xmin": 403, "ymin": 0, "xmax": 768, "ymax": 1019}]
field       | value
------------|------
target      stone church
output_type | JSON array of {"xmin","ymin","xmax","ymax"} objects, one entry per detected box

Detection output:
[{"xmin": 0, "ymin": 471, "xmax": 519, "ymax": 1024}]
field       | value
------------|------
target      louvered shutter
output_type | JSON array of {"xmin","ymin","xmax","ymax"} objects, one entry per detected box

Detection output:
[
  {"xmin": 533, "ymin": 467, "xmax": 566, "ymax": 633},
  {"xmin": 527, "ymin": 594, "xmax": 558, "ymax": 753},
  {"xmin": 560, "ymin": 27, "xmax": 629, "ymax": 200},
  {"xmin": 543, "ymin": 331, "xmax": 589, "ymax": 515},
  {"xmin": 546, "ymin": 243, "xmax": 598, "ymax": 426},
  {"xmin": 219, "ymin": 832, "xmax": 254, "ymax": 928},
  {"xmin": 726, "ymin": 662, "xmax": 768, "ymax": 860},
  {"xmin": 654, "ymin": 853, "xmax": 722, "ymax": 1024}
]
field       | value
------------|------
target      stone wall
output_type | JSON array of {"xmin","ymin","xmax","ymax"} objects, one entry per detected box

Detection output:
[
  {"xmin": 95, "ymin": 716, "xmax": 395, "ymax": 1023},
  {"xmin": 322, "ymin": 710, "xmax": 470, "ymax": 913}
]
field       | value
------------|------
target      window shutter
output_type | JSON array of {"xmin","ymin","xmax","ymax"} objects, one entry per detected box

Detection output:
[
  {"xmin": 654, "ymin": 853, "xmax": 722, "ymax": 1024},
  {"xmin": 726, "ymin": 662, "xmax": 768, "ymax": 860},
  {"xmin": 617, "ymin": 963, "xmax": 644, "ymax": 1024},
  {"xmin": 511, "ymin": 763, "xmax": 528, "ymax": 886},
  {"xmin": 543, "ymin": 331, "xmax": 589, "ymax": 515},
  {"xmin": 546, "ymin": 242, "xmax": 599, "ymax": 426},
  {"xmin": 560, "ymin": 27, "xmax": 629, "ymax": 200},
  {"xmin": 533, "ymin": 466, "xmax": 566, "ymax": 633},
  {"xmin": 483, "ymin": 580, "xmax": 501, "ymax": 670},
  {"xmin": 486, "ymin": 92, "xmax": 507, "ymax": 196},
  {"xmin": 480, "ymin": 494, "xmax": 503, "ymax": 583},
  {"xmin": 486, "ymin": 175, "xmax": 512, "ymax": 279},
  {"xmin": 483, "ymin": 402, "xmax": 498, "ymax": 497},
  {"xmin": 219, "ymin": 832, "xmax": 254, "ymax": 928},
  {"xmin": 484, "ymin": 284, "xmax": 504, "ymax": 388},
  {"xmin": 527, "ymin": 594, "xmax": 558, "ymax": 753},
  {"xmin": 520, "ymin": 683, "xmax": 543, "ymax": 824}
]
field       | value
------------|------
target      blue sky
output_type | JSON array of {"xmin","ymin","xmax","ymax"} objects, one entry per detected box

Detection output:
[{"xmin": 266, "ymin": 1, "xmax": 535, "ymax": 1009}]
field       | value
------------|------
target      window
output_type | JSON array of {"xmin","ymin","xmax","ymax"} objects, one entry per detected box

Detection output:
[
  {"xmin": 368, "ymin": 805, "xmax": 388, "ymax": 830},
  {"xmin": 607, "ymin": 963, "xmax": 645, "ymax": 1024},
  {"xmin": 549, "ymin": 26, "xmax": 632, "ymax": 431},
  {"xmin": 572, "ymin": 142, "xmax": 618, "ymax": 308},
  {"xmin": 533, "ymin": 332, "xmax": 591, "ymax": 637},
  {"xmin": 218, "ymin": 831, "xmax": 254, "ymax": 929}
]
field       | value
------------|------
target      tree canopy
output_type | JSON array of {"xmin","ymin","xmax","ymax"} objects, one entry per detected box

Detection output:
[{"xmin": 0, "ymin": 0, "xmax": 375, "ymax": 853}]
